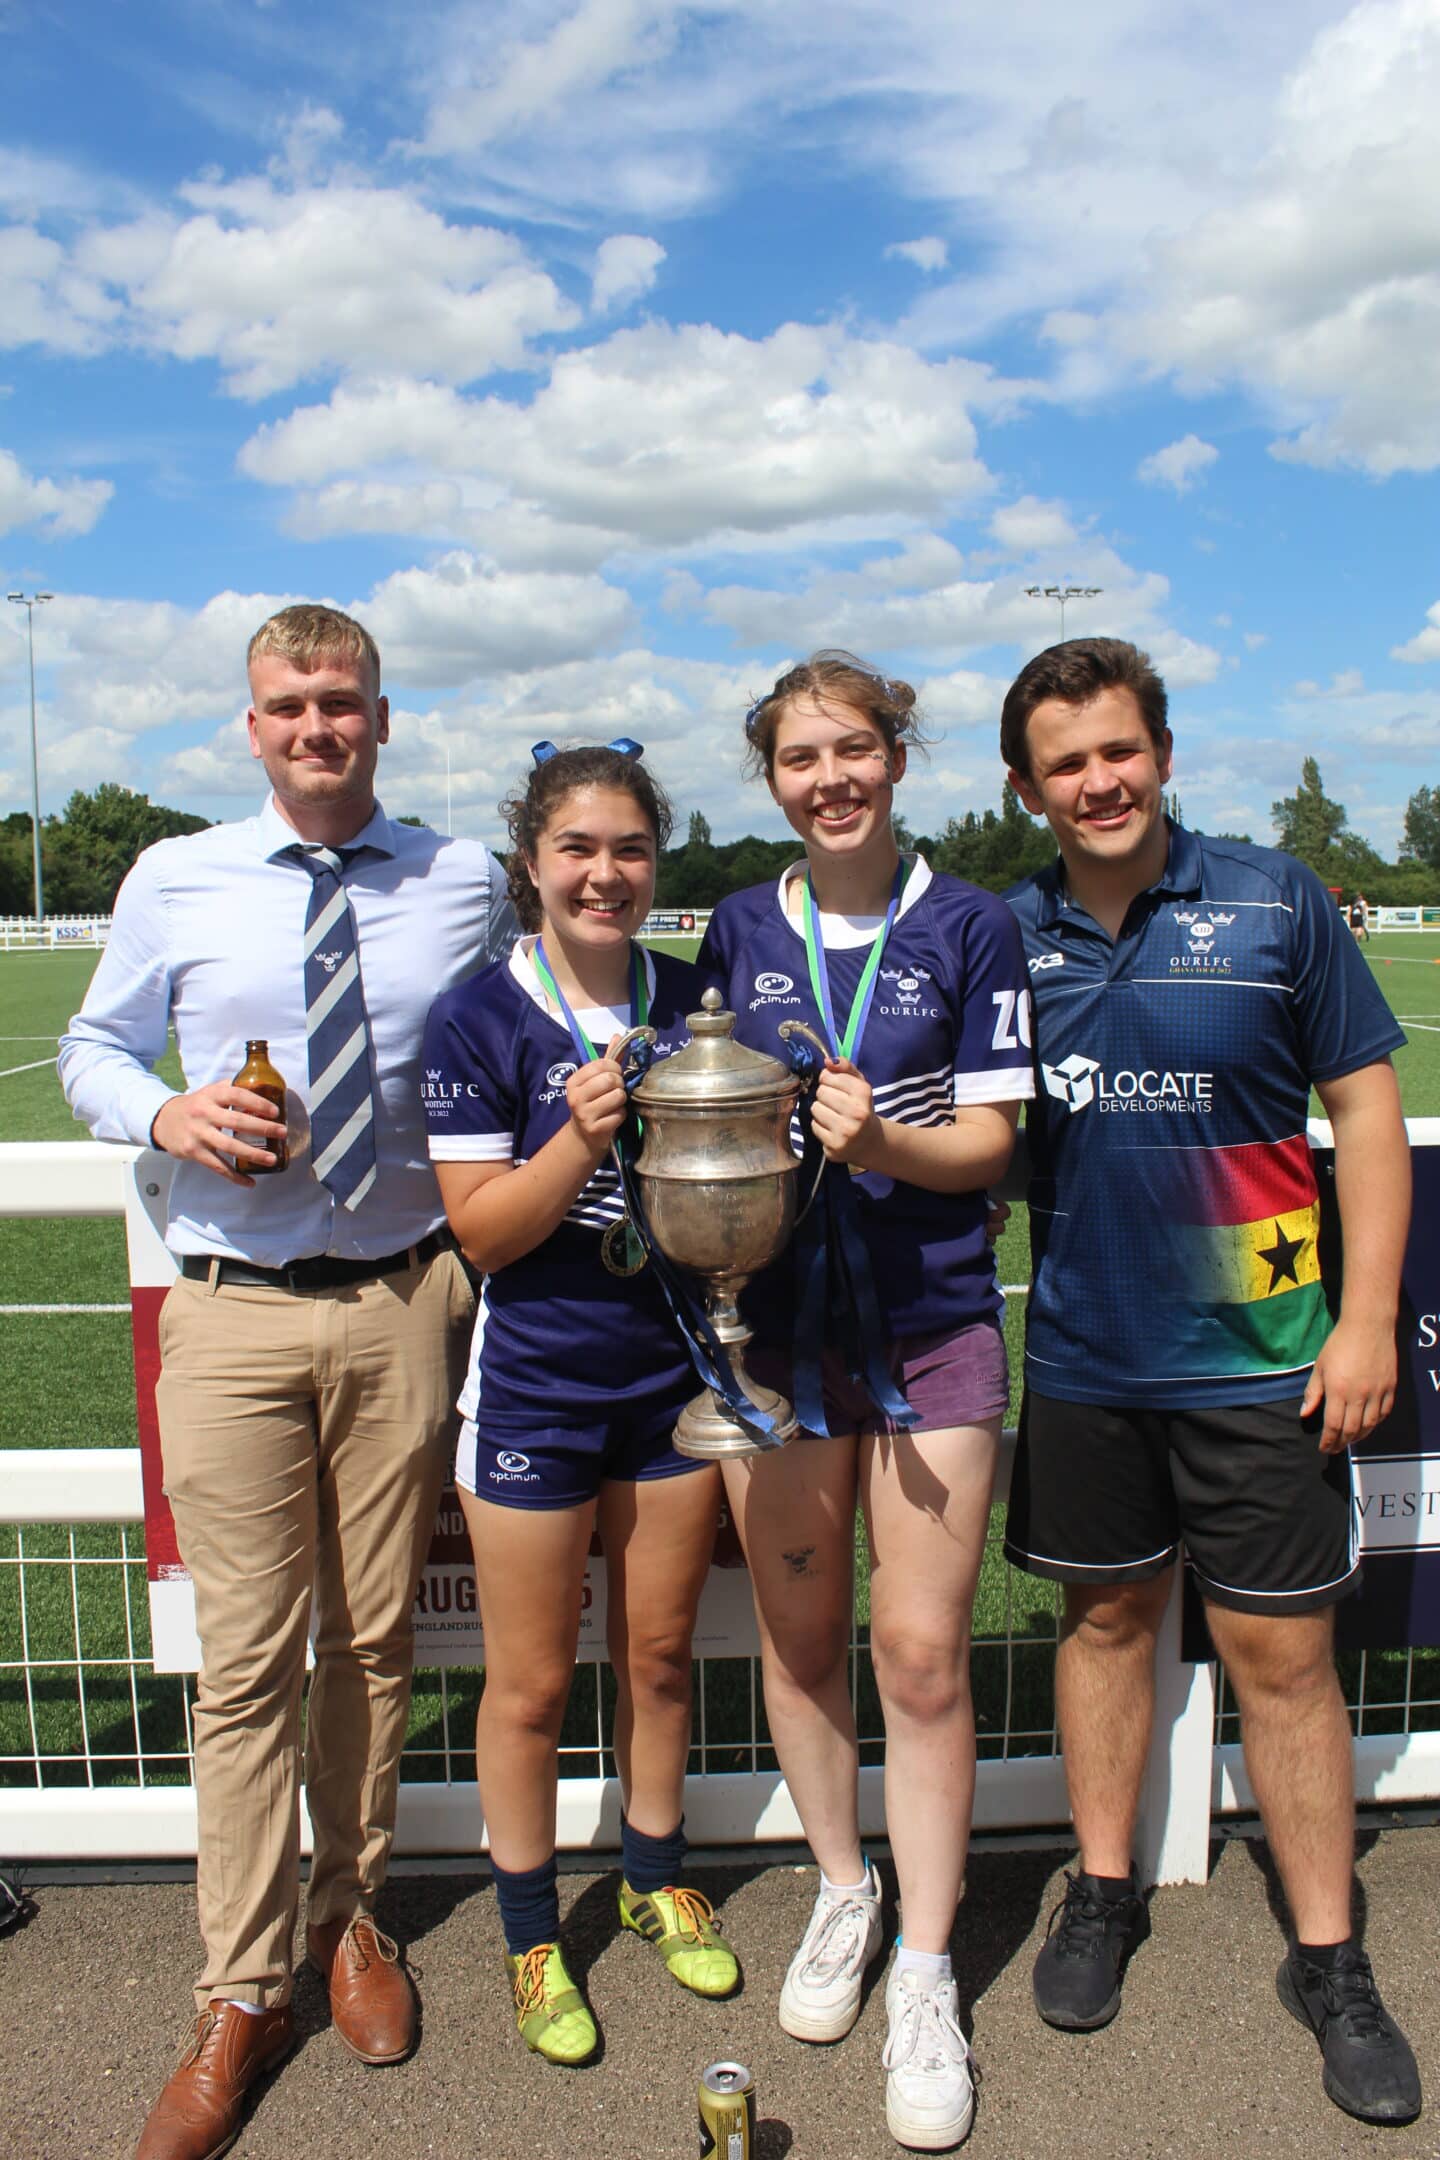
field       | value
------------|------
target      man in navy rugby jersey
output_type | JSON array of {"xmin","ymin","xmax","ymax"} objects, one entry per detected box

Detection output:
[{"xmin": 1002, "ymin": 637, "xmax": 1420, "ymax": 2126}]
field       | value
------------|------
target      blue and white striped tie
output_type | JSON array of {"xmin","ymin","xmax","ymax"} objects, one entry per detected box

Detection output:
[{"xmin": 291, "ymin": 844, "xmax": 378, "ymax": 1212}]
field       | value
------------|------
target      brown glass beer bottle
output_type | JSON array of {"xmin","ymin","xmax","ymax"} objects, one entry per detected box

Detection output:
[{"xmin": 232, "ymin": 1039, "xmax": 288, "ymax": 1174}]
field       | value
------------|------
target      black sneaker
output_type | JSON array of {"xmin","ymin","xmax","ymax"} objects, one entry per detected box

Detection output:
[
  {"xmin": 1277, "ymin": 1945, "xmax": 1422, "ymax": 2125},
  {"xmin": 1032, "ymin": 1868, "xmax": 1149, "ymax": 2031}
]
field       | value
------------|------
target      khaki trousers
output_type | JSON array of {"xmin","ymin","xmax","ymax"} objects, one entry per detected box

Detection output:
[{"xmin": 156, "ymin": 1247, "xmax": 471, "ymax": 2009}]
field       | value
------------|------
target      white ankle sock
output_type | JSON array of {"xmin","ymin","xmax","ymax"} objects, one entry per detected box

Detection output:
[
  {"xmin": 820, "ymin": 1863, "xmax": 872, "ymax": 1896},
  {"xmin": 893, "ymin": 1944, "xmax": 952, "ymax": 1984},
  {"xmin": 217, "ymin": 1997, "xmax": 272, "ymax": 2016}
]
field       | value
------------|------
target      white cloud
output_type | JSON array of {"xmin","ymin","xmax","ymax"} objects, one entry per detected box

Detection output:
[
  {"xmin": 360, "ymin": 553, "xmax": 636, "ymax": 684},
  {"xmin": 1393, "ymin": 600, "xmax": 1440, "ymax": 663},
  {"xmin": 1243, "ymin": 630, "xmax": 1268, "ymax": 650},
  {"xmin": 988, "ymin": 495, "xmax": 1076, "ymax": 553},
  {"xmin": 591, "ymin": 234, "xmax": 665, "ymax": 312},
  {"xmin": 699, "ymin": 532, "xmax": 1215, "ymax": 682},
  {"xmin": 886, "ymin": 237, "xmax": 948, "ymax": 274},
  {"xmin": 1113, "ymin": 0, "xmax": 1440, "ymax": 475},
  {"xmin": 12, "ymin": 179, "xmax": 578, "ymax": 398},
  {"xmin": 1137, "ymin": 435, "xmax": 1219, "ymax": 494},
  {"xmin": 0, "ymin": 447, "xmax": 112, "ymax": 538},
  {"xmin": 239, "ymin": 323, "xmax": 996, "ymax": 552}
]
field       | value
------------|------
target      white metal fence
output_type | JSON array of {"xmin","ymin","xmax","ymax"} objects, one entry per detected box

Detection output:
[{"xmin": 4, "ymin": 1139, "xmax": 1440, "ymax": 1884}]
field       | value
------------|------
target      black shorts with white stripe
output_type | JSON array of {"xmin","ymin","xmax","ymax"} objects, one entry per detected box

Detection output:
[{"xmin": 1003, "ymin": 1391, "xmax": 1359, "ymax": 1616}]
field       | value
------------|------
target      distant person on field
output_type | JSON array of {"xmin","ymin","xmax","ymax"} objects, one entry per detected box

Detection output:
[
  {"xmin": 1002, "ymin": 637, "xmax": 1419, "ymax": 2129},
  {"xmin": 1349, "ymin": 891, "xmax": 1371, "ymax": 942},
  {"xmin": 60, "ymin": 605, "xmax": 516, "ymax": 2160}
]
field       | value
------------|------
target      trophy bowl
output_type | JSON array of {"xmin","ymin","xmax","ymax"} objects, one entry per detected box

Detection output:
[{"xmin": 630, "ymin": 988, "xmax": 802, "ymax": 1458}]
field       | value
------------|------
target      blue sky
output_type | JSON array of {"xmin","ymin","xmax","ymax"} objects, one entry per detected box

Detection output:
[{"xmin": 2, "ymin": 0, "xmax": 1438, "ymax": 856}]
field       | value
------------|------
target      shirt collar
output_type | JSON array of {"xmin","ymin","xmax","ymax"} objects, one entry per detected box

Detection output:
[
  {"xmin": 1032, "ymin": 818, "xmax": 1200, "ymax": 928},
  {"xmin": 258, "ymin": 795, "xmax": 398, "ymax": 863},
  {"xmin": 773, "ymin": 851, "xmax": 933, "ymax": 934}
]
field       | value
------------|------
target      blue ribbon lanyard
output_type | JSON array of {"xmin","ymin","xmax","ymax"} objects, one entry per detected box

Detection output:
[
  {"xmin": 799, "ymin": 858, "xmax": 905, "ymax": 1064},
  {"xmin": 532, "ymin": 938, "xmax": 649, "ymax": 1063},
  {"xmin": 789, "ymin": 858, "xmax": 918, "ymax": 1437}
]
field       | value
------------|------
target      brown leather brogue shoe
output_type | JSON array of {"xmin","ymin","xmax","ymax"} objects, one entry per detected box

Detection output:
[
  {"xmin": 307, "ymin": 1913, "xmax": 417, "ymax": 2064},
  {"xmin": 135, "ymin": 1999, "xmax": 294, "ymax": 2160}
]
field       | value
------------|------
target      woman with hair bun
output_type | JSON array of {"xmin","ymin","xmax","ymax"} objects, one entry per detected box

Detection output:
[
  {"xmin": 699, "ymin": 653, "xmax": 1034, "ymax": 2151},
  {"xmin": 421, "ymin": 740, "xmax": 737, "ymax": 2066}
]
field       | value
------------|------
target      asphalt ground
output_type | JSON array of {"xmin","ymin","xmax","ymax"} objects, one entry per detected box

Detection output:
[{"xmin": 3, "ymin": 1826, "xmax": 1439, "ymax": 2160}]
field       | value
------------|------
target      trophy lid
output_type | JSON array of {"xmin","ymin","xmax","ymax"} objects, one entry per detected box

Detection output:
[{"xmin": 632, "ymin": 988, "xmax": 800, "ymax": 1108}]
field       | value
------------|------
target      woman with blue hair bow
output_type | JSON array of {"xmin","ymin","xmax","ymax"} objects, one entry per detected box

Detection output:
[{"xmin": 421, "ymin": 739, "xmax": 737, "ymax": 2064}]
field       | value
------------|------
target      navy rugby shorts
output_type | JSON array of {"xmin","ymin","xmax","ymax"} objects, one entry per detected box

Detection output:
[{"xmin": 456, "ymin": 1368, "xmax": 703, "ymax": 1509}]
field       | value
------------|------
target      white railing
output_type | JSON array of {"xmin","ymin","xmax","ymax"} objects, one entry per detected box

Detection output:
[
  {"xmin": 4, "ymin": 1139, "xmax": 1439, "ymax": 1884},
  {"xmin": 0, "ymin": 914, "xmax": 111, "ymax": 951}
]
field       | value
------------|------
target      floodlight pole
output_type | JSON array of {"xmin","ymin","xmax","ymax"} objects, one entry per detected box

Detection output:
[
  {"xmin": 6, "ymin": 590, "xmax": 53, "ymax": 921},
  {"xmin": 1023, "ymin": 584, "xmax": 1103, "ymax": 642}
]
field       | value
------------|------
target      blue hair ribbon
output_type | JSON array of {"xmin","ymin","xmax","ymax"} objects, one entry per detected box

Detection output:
[
  {"xmin": 607, "ymin": 735, "xmax": 644, "ymax": 759},
  {"xmin": 530, "ymin": 739, "xmax": 559, "ymax": 765}
]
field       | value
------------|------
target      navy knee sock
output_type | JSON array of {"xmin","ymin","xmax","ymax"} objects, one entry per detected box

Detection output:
[
  {"xmin": 621, "ymin": 1814, "xmax": 687, "ymax": 1893},
  {"xmin": 492, "ymin": 1854, "xmax": 560, "ymax": 1956}
]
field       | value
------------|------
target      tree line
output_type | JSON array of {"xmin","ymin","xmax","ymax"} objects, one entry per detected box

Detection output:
[{"xmin": 6, "ymin": 763, "xmax": 1440, "ymax": 918}]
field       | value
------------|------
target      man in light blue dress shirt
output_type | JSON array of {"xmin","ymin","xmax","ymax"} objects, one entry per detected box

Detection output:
[{"xmin": 61, "ymin": 605, "xmax": 517, "ymax": 2160}]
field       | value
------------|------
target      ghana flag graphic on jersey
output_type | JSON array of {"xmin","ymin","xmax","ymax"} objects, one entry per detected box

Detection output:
[{"xmin": 1163, "ymin": 1133, "xmax": 1330, "ymax": 1379}]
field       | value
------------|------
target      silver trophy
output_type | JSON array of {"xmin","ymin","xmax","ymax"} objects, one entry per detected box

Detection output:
[{"xmin": 618, "ymin": 989, "xmax": 827, "ymax": 1459}]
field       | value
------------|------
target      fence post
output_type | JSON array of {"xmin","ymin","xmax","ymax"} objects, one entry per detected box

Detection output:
[{"xmin": 1133, "ymin": 1567, "xmax": 1215, "ymax": 1887}]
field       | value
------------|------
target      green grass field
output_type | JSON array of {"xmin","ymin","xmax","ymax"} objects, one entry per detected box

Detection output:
[{"xmin": 6, "ymin": 933, "xmax": 1440, "ymax": 1789}]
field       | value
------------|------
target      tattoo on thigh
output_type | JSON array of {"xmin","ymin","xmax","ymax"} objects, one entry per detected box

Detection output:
[{"xmin": 781, "ymin": 1545, "xmax": 818, "ymax": 1578}]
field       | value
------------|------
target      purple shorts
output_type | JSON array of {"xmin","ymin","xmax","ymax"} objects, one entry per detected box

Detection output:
[{"xmin": 748, "ymin": 1319, "xmax": 1009, "ymax": 1439}]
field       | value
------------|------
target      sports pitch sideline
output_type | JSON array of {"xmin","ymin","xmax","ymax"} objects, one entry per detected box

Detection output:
[{"xmin": 4, "ymin": 937, "xmax": 1440, "ymax": 1789}]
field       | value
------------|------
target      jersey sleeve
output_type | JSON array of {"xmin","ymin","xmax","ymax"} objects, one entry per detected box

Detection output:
[
  {"xmin": 1285, "ymin": 862, "xmax": 1405, "ymax": 1082},
  {"xmin": 949, "ymin": 890, "xmax": 1037, "ymax": 1105},
  {"xmin": 694, "ymin": 902, "xmax": 734, "ymax": 995},
  {"xmin": 421, "ymin": 975, "xmax": 517, "ymax": 1162}
]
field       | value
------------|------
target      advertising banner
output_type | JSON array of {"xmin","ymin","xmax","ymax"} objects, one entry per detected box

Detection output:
[{"xmin": 125, "ymin": 1155, "xmax": 759, "ymax": 1673}]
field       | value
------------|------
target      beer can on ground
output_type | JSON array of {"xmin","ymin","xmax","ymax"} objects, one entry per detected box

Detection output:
[{"xmin": 699, "ymin": 2060, "xmax": 755, "ymax": 2159}]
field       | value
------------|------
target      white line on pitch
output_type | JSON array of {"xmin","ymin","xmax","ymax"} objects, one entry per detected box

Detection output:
[
  {"xmin": 0, "ymin": 1035, "xmax": 58, "ymax": 1041},
  {"xmin": 0, "ymin": 1055, "xmax": 57, "ymax": 1078},
  {"xmin": 0, "ymin": 1302, "xmax": 129, "ymax": 1313}
]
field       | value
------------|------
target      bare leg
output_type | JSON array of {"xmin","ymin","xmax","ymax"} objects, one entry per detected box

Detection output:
[
  {"xmin": 861, "ymin": 1421, "xmax": 998, "ymax": 1952},
  {"xmin": 599, "ymin": 1466, "xmax": 721, "ymax": 1836},
  {"xmin": 722, "ymin": 1436, "xmax": 863, "ymax": 1882},
  {"xmin": 1205, "ymin": 1602, "xmax": 1353, "ymax": 1942},
  {"xmin": 460, "ymin": 1491, "xmax": 596, "ymax": 1871},
  {"xmin": 1055, "ymin": 1574, "xmax": 1173, "ymax": 1876}
]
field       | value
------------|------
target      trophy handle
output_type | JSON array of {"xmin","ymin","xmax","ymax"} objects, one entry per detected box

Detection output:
[
  {"xmin": 778, "ymin": 1018, "xmax": 831, "ymax": 1077},
  {"xmin": 608, "ymin": 1023, "xmax": 659, "ymax": 1075}
]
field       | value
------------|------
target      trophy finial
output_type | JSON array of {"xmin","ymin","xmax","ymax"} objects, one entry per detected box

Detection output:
[{"xmin": 701, "ymin": 987, "xmax": 723, "ymax": 1013}]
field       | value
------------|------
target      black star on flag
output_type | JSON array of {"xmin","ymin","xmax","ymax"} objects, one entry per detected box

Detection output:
[{"xmin": 1256, "ymin": 1219, "xmax": 1306, "ymax": 1292}]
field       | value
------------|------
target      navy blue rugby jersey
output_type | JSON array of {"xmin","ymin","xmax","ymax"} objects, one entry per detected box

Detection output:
[
  {"xmin": 1007, "ymin": 823, "xmax": 1406, "ymax": 1410},
  {"xmin": 698, "ymin": 858, "xmax": 1035, "ymax": 1342},
  {"xmin": 421, "ymin": 940, "xmax": 699, "ymax": 1425}
]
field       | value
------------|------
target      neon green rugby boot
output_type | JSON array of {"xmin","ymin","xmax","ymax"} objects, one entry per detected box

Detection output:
[
  {"xmin": 619, "ymin": 1881, "xmax": 739, "ymax": 1997},
  {"xmin": 505, "ymin": 1943, "xmax": 598, "ymax": 2064}
]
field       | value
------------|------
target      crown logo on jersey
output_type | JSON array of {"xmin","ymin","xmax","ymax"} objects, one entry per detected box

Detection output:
[
  {"xmin": 880, "ymin": 963, "xmax": 932, "ymax": 1006},
  {"xmin": 426, "ymin": 1069, "xmax": 442, "ymax": 1082},
  {"xmin": 1172, "ymin": 908, "xmax": 1234, "ymax": 958}
]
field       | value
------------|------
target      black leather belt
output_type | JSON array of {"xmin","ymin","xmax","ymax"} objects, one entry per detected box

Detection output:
[{"xmin": 180, "ymin": 1228, "xmax": 451, "ymax": 1291}]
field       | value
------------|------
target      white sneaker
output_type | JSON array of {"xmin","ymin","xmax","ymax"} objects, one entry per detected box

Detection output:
[
  {"xmin": 777, "ymin": 1863, "xmax": 884, "ymax": 2041},
  {"xmin": 882, "ymin": 1966, "xmax": 975, "ymax": 2150}
]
